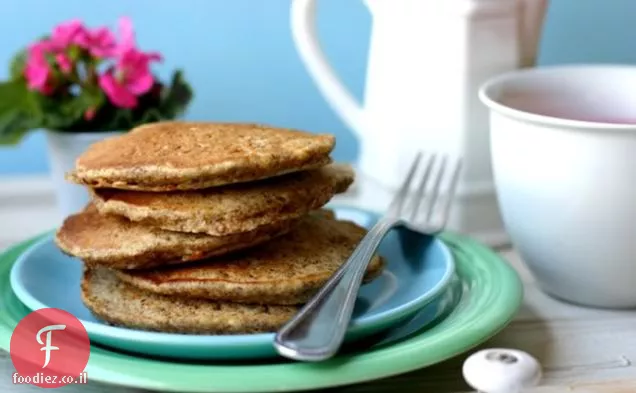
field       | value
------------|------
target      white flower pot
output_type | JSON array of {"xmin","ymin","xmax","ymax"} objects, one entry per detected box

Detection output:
[{"xmin": 45, "ymin": 129, "xmax": 123, "ymax": 220}]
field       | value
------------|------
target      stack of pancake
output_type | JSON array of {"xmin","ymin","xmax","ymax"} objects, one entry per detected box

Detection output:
[{"xmin": 54, "ymin": 122, "xmax": 384, "ymax": 334}]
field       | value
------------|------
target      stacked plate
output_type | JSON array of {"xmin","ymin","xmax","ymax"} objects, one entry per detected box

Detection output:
[
  {"xmin": 0, "ymin": 204, "xmax": 522, "ymax": 392},
  {"xmin": 0, "ymin": 121, "xmax": 522, "ymax": 391}
]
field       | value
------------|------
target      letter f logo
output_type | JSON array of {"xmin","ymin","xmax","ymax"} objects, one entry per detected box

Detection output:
[{"xmin": 36, "ymin": 325, "xmax": 66, "ymax": 368}]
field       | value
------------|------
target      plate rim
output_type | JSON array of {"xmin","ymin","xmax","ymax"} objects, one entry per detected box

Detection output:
[
  {"xmin": 8, "ymin": 206, "xmax": 455, "ymax": 347},
  {"xmin": 0, "ymin": 207, "xmax": 523, "ymax": 393}
]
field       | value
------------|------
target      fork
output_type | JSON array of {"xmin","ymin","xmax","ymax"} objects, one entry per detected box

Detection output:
[{"xmin": 273, "ymin": 151, "xmax": 463, "ymax": 361}]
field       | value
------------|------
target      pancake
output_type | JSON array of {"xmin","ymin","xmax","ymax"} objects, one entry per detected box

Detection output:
[
  {"xmin": 114, "ymin": 210, "xmax": 385, "ymax": 305},
  {"xmin": 55, "ymin": 204, "xmax": 296, "ymax": 270},
  {"xmin": 66, "ymin": 121, "xmax": 335, "ymax": 191},
  {"xmin": 90, "ymin": 163, "xmax": 354, "ymax": 236},
  {"xmin": 81, "ymin": 267, "xmax": 299, "ymax": 334}
]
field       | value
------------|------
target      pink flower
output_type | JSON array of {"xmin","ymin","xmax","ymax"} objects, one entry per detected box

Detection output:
[
  {"xmin": 23, "ymin": 19, "xmax": 86, "ymax": 90},
  {"xmin": 49, "ymin": 19, "xmax": 86, "ymax": 50},
  {"xmin": 55, "ymin": 53, "xmax": 72, "ymax": 73},
  {"xmin": 75, "ymin": 17, "xmax": 137, "ymax": 59},
  {"xmin": 24, "ymin": 41, "xmax": 53, "ymax": 94},
  {"xmin": 99, "ymin": 72, "xmax": 136, "ymax": 108},
  {"xmin": 98, "ymin": 17, "xmax": 162, "ymax": 109},
  {"xmin": 99, "ymin": 48, "xmax": 161, "ymax": 108},
  {"xmin": 119, "ymin": 48, "xmax": 161, "ymax": 90},
  {"xmin": 75, "ymin": 26, "xmax": 116, "ymax": 58}
]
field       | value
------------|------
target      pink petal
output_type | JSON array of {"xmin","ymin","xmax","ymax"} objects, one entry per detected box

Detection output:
[
  {"xmin": 116, "ymin": 48, "xmax": 141, "ymax": 70},
  {"xmin": 51, "ymin": 19, "xmax": 86, "ymax": 49},
  {"xmin": 90, "ymin": 44, "xmax": 117, "ymax": 58},
  {"xmin": 92, "ymin": 27, "xmax": 116, "ymax": 48},
  {"xmin": 27, "ymin": 40, "xmax": 51, "ymax": 57},
  {"xmin": 99, "ymin": 71, "xmax": 137, "ymax": 109},
  {"xmin": 117, "ymin": 48, "xmax": 161, "ymax": 76},
  {"xmin": 76, "ymin": 26, "xmax": 117, "ymax": 58},
  {"xmin": 114, "ymin": 49, "xmax": 155, "ymax": 95},
  {"xmin": 91, "ymin": 48, "xmax": 113, "ymax": 58},
  {"xmin": 125, "ymin": 71, "xmax": 154, "ymax": 95},
  {"xmin": 24, "ymin": 45, "xmax": 51, "ymax": 92},
  {"xmin": 55, "ymin": 53, "xmax": 73, "ymax": 73},
  {"xmin": 74, "ymin": 30, "xmax": 90, "ymax": 48},
  {"xmin": 25, "ymin": 62, "xmax": 50, "ymax": 92},
  {"xmin": 117, "ymin": 16, "xmax": 135, "ymax": 53},
  {"xmin": 55, "ymin": 19, "xmax": 84, "ymax": 35}
]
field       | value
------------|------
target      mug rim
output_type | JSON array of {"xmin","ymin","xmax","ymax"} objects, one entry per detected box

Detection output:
[{"xmin": 478, "ymin": 63, "xmax": 636, "ymax": 131}]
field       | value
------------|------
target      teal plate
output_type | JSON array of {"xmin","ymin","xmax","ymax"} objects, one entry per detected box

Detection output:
[
  {"xmin": 9, "ymin": 207, "xmax": 455, "ymax": 360},
  {"xmin": 0, "ymin": 207, "xmax": 523, "ymax": 392}
]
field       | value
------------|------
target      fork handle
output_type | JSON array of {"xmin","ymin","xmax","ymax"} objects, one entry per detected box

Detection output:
[{"xmin": 273, "ymin": 217, "xmax": 398, "ymax": 361}]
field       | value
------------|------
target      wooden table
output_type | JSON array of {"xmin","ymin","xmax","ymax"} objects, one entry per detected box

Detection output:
[{"xmin": 1, "ymin": 175, "xmax": 635, "ymax": 393}]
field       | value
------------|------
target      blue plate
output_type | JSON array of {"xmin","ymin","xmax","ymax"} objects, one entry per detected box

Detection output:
[{"xmin": 9, "ymin": 206, "xmax": 454, "ymax": 361}]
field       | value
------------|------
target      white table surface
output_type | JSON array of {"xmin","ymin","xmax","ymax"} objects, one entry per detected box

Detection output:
[{"xmin": 1, "ymin": 175, "xmax": 636, "ymax": 393}]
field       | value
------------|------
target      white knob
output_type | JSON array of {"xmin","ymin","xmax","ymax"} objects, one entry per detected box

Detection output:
[{"xmin": 462, "ymin": 348, "xmax": 542, "ymax": 393}]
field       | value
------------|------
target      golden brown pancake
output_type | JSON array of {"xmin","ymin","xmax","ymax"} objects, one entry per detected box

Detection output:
[
  {"xmin": 66, "ymin": 121, "xmax": 335, "ymax": 191},
  {"xmin": 90, "ymin": 163, "xmax": 354, "ymax": 236},
  {"xmin": 81, "ymin": 268, "xmax": 299, "ymax": 334},
  {"xmin": 55, "ymin": 204, "xmax": 297, "ymax": 270},
  {"xmin": 115, "ymin": 211, "xmax": 385, "ymax": 305}
]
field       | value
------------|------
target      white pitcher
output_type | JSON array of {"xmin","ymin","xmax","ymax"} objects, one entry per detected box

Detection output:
[{"xmin": 290, "ymin": 0, "xmax": 548, "ymax": 245}]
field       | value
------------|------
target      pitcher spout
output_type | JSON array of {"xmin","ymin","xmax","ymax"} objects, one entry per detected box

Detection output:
[{"xmin": 518, "ymin": 0, "xmax": 549, "ymax": 68}]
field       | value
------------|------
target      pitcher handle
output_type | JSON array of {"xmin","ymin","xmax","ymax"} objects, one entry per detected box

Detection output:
[{"xmin": 290, "ymin": 0, "xmax": 366, "ymax": 135}]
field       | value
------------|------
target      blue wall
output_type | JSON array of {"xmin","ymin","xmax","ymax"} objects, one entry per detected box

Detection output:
[{"xmin": 1, "ymin": 0, "xmax": 636, "ymax": 175}]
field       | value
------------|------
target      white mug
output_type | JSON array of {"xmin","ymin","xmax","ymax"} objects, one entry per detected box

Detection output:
[{"xmin": 479, "ymin": 64, "xmax": 636, "ymax": 308}]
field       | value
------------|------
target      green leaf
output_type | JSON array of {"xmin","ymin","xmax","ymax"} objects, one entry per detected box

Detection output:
[
  {"xmin": 68, "ymin": 45, "xmax": 82, "ymax": 62},
  {"xmin": 74, "ymin": 86, "xmax": 106, "ymax": 115},
  {"xmin": 100, "ymin": 108, "xmax": 132, "ymax": 131},
  {"xmin": 0, "ymin": 81, "xmax": 42, "ymax": 145},
  {"xmin": 137, "ymin": 107, "xmax": 164, "ymax": 125},
  {"xmin": 37, "ymin": 85, "xmax": 106, "ymax": 130},
  {"xmin": 35, "ymin": 95, "xmax": 75, "ymax": 129},
  {"xmin": 9, "ymin": 49, "xmax": 27, "ymax": 81},
  {"xmin": 0, "ymin": 110, "xmax": 39, "ymax": 144},
  {"xmin": 0, "ymin": 68, "xmax": 193, "ymax": 139},
  {"xmin": 160, "ymin": 70, "xmax": 193, "ymax": 119}
]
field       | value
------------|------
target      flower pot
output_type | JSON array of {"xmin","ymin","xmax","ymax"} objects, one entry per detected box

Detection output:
[{"xmin": 45, "ymin": 129, "xmax": 123, "ymax": 220}]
